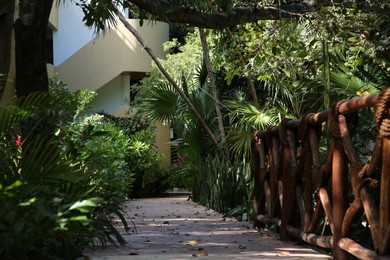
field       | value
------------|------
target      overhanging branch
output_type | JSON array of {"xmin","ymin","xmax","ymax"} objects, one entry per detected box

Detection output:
[{"xmin": 128, "ymin": 0, "xmax": 318, "ymax": 29}]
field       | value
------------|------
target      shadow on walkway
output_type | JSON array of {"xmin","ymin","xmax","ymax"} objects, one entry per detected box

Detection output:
[{"xmin": 84, "ymin": 196, "xmax": 332, "ymax": 259}]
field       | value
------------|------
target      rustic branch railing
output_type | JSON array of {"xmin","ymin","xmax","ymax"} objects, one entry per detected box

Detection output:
[{"xmin": 252, "ymin": 88, "xmax": 390, "ymax": 260}]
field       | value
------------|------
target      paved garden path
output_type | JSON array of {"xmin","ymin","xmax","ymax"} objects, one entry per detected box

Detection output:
[{"xmin": 84, "ymin": 196, "xmax": 332, "ymax": 260}]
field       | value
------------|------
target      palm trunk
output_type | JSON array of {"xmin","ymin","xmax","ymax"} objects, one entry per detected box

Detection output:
[{"xmin": 114, "ymin": 8, "xmax": 220, "ymax": 150}]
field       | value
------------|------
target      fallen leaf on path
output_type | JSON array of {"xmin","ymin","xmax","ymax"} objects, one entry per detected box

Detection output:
[
  {"xmin": 128, "ymin": 252, "xmax": 139, "ymax": 255},
  {"xmin": 186, "ymin": 239, "xmax": 201, "ymax": 246},
  {"xmin": 238, "ymin": 245, "xmax": 246, "ymax": 249},
  {"xmin": 278, "ymin": 252, "xmax": 290, "ymax": 256},
  {"xmin": 192, "ymin": 251, "xmax": 208, "ymax": 257},
  {"xmin": 198, "ymin": 251, "xmax": 208, "ymax": 256},
  {"xmin": 163, "ymin": 221, "xmax": 170, "ymax": 225}
]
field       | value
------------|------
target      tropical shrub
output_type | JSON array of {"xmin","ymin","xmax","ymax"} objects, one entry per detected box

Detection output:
[
  {"xmin": 126, "ymin": 129, "xmax": 164, "ymax": 198},
  {"xmin": 0, "ymin": 79, "xmax": 143, "ymax": 258},
  {"xmin": 100, "ymin": 112, "xmax": 165, "ymax": 198},
  {"xmin": 59, "ymin": 114, "xmax": 134, "ymax": 205},
  {"xmin": 0, "ymin": 93, "xmax": 104, "ymax": 259}
]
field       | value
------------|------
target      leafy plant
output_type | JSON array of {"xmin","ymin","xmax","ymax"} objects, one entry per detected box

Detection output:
[
  {"xmin": 191, "ymin": 154, "xmax": 253, "ymax": 215},
  {"xmin": 0, "ymin": 93, "xmax": 103, "ymax": 259}
]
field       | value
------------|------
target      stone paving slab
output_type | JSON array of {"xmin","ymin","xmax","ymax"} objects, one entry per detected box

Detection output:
[{"xmin": 84, "ymin": 196, "xmax": 332, "ymax": 260}]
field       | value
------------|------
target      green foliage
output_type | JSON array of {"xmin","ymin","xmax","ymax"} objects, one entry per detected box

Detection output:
[
  {"xmin": 59, "ymin": 114, "xmax": 134, "ymax": 205},
  {"xmin": 225, "ymin": 89, "xmax": 278, "ymax": 159},
  {"xmin": 0, "ymin": 93, "xmax": 103, "ymax": 259},
  {"xmin": 126, "ymin": 129, "xmax": 164, "ymax": 198},
  {"xmin": 98, "ymin": 112, "xmax": 164, "ymax": 198},
  {"xmin": 133, "ymin": 0, "xmax": 390, "ymax": 221},
  {"xmin": 165, "ymin": 160, "xmax": 194, "ymax": 189},
  {"xmin": 0, "ymin": 77, "xmax": 165, "ymax": 257},
  {"xmin": 192, "ymin": 154, "xmax": 253, "ymax": 215}
]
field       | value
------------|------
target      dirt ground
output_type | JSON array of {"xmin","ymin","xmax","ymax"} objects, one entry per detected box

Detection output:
[{"xmin": 83, "ymin": 196, "xmax": 332, "ymax": 260}]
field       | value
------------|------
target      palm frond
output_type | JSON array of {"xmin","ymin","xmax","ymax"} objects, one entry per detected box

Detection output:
[
  {"xmin": 141, "ymin": 82, "xmax": 180, "ymax": 122},
  {"xmin": 226, "ymin": 99, "xmax": 278, "ymax": 130},
  {"xmin": 227, "ymin": 128, "xmax": 254, "ymax": 159},
  {"xmin": 194, "ymin": 58, "xmax": 208, "ymax": 88}
]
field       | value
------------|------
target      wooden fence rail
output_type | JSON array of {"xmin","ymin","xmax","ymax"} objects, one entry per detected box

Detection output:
[{"xmin": 252, "ymin": 88, "xmax": 390, "ymax": 260}]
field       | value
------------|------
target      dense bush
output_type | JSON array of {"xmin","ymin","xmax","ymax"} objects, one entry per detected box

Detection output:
[
  {"xmin": 100, "ymin": 112, "xmax": 165, "ymax": 198},
  {"xmin": 60, "ymin": 114, "xmax": 134, "ymax": 205},
  {"xmin": 0, "ymin": 92, "xmax": 106, "ymax": 259},
  {"xmin": 0, "ymin": 79, "xmax": 151, "ymax": 258}
]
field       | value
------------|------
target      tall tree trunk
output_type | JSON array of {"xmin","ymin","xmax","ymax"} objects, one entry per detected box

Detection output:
[
  {"xmin": 114, "ymin": 8, "xmax": 220, "ymax": 150},
  {"xmin": 0, "ymin": 1, "xmax": 15, "ymax": 100},
  {"xmin": 199, "ymin": 28, "xmax": 227, "ymax": 145},
  {"xmin": 14, "ymin": 0, "xmax": 53, "ymax": 98}
]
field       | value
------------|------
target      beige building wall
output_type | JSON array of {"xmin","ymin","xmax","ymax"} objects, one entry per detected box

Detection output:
[
  {"xmin": 53, "ymin": 19, "xmax": 171, "ymax": 167},
  {"xmin": 49, "ymin": 0, "xmax": 58, "ymax": 30},
  {"xmin": 155, "ymin": 122, "xmax": 171, "ymax": 168},
  {"xmin": 55, "ymin": 19, "xmax": 168, "ymax": 92}
]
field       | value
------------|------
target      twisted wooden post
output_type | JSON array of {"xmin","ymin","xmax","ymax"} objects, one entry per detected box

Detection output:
[{"xmin": 376, "ymin": 88, "xmax": 390, "ymax": 255}]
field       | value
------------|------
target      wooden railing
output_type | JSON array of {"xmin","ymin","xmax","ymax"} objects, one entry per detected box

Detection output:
[{"xmin": 252, "ymin": 88, "xmax": 390, "ymax": 260}]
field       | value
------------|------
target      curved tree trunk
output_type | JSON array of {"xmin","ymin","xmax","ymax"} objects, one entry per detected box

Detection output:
[
  {"xmin": 114, "ymin": 8, "xmax": 220, "ymax": 150},
  {"xmin": 14, "ymin": 0, "xmax": 53, "ymax": 98}
]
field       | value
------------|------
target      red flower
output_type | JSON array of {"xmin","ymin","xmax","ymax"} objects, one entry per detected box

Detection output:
[{"xmin": 16, "ymin": 135, "xmax": 22, "ymax": 147}]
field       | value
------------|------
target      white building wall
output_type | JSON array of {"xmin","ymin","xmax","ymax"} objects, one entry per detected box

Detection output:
[{"xmin": 53, "ymin": 2, "xmax": 95, "ymax": 66}]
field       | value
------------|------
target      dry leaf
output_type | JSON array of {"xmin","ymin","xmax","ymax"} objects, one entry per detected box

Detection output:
[
  {"xmin": 186, "ymin": 239, "xmax": 201, "ymax": 246},
  {"xmin": 198, "ymin": 251, "xmax": 208, "ymax": 256}
]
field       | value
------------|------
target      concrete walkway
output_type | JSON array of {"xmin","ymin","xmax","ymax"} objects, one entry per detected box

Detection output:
[{"xmin": 84, "ymin": 196, "xmax": 332, "ymax": 260}]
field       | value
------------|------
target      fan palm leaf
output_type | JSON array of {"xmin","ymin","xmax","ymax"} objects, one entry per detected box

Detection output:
[
  {"xmin": 141, "ymin": 81, "xmax": 180, "ymax": 122},
  {"xmin": 225, "ymin": 95, "xmax": 278, "ymax": 158}
]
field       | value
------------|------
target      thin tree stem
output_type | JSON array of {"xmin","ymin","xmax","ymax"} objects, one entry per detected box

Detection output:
[{"xmin": 199, "ymin": 28, "xmax": 226, "ymax": 144}]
